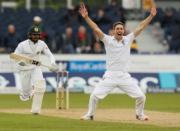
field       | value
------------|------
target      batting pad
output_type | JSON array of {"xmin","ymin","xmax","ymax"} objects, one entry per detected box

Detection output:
[
  {"xmin": 31, "ymin": 80, "xmax": 46, "ymax": 114},
  {"xmin": 34, "ymin": 80, "xmax": 46, "ymax": 93}
]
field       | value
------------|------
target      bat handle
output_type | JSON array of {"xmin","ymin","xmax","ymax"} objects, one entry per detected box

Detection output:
[{"xmin": 32, "ymin": 60, "xmax": 40, "ymax": 66}]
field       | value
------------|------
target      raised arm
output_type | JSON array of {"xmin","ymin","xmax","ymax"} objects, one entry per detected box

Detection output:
[
  {"xmin": 79, "ymin": 2, "xmax": 104, "ymax": 40},
  {"xmin": 133, "ymin": 1, "xmax": 157, "ymax": 37}
]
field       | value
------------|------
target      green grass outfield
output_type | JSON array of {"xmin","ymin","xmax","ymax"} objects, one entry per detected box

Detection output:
[{"xmin": 0, "ymin": 93, "xmax": 180, "ymax": 131}]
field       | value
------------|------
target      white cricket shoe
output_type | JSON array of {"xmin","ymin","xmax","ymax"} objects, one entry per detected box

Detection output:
[
  {"xmin": 19, "ymin": 94, "xmax": 30, "ymax": 101},
  {"xmin": 136, "ymin": 115, "xmax": 149, "ymax": 121},
  {"xmin": 80, "ymin": 115, "xmax": 94, "ymax": 120},
  {"xmin": 19, "ymin": 91, "xmax": 34, "ymax": 101}
]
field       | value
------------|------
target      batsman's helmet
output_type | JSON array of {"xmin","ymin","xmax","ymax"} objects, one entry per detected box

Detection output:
[{"xmin": 28, "ymin": 26, "xmax": 41, "ymax": 38}]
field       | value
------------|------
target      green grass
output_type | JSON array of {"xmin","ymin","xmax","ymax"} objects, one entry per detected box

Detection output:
[
  {"xmin": 0, "ymin": 93, "xmax": 180, "ymax": 112},
  {"xmin": 0, "ymin": 93, "xmax": 180, "ymax": 131},
  {"xmin": 0, "ymin": 113, "xmax": 179, "ymax": 131}
]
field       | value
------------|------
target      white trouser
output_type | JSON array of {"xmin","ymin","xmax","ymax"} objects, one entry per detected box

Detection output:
[
  {"xmin": 19, "ymin": 67, "xmax": 45, "ymax": 113},
  {"xmin": 86, "ymin": 71, "xmax": 146, "ymax": 117},
  {"xmin": 19, "ymin": 67, "xmax": 44, "ymax": 96}
]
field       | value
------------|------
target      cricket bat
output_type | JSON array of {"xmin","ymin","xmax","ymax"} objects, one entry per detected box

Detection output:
[{"xmin": 9, "ymin": 53, "xmax": 52, "ymax": 69}]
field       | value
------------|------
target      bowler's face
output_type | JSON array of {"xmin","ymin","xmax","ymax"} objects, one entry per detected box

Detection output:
[{"xmin": 114, "ymin": 24, "xmax": 124, "ymax": 40}]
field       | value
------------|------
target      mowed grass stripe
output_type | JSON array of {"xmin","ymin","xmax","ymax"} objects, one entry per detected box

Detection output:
[{"xmin": 0, "ymin": 93, "xmax": 180, "ymax": 112}]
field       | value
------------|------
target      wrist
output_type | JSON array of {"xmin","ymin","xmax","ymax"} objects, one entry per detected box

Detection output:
[
  {"xmin": 84, "ymin": 15, "xmax": 88, "ymax": 20},
  {"xmin": 150, "ymin": 14, "xmax": 154, "ymax": 17}
]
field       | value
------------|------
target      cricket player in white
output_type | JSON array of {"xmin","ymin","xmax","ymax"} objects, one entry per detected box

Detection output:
[
  {"xmin": 79, "ymin": 2, "xmax": 157, "ymax": 121},
  {"xmin": 14, "ymin": 26, "xmax": 58, "ymax": 114}
]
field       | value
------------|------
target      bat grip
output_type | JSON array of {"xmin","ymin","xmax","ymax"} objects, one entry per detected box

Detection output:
[{"xmin": 32, "ymin": 60, "xmax": 40, "ymax": 66}]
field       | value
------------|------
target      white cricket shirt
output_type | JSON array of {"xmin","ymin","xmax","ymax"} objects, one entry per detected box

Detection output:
[
  {"xmin": 14, "ymin": 39, "xmax": 55, "ymax": 70},
  {"xmin": 101, "ymin": 33, "xmax": 135, "ymax": 72}
]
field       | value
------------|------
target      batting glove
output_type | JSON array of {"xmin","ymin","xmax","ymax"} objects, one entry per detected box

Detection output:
[
  {"xmin": 18, "ymin": 60, "xmax": 26, "ymax": 66},
  {"xmin": 49, "ymin": 63, "xmax": 59, "ymax": 72}
]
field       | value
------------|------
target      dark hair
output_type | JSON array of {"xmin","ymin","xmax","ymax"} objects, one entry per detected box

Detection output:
[{"xmin": 113, "ymin": 21, "xmax": 124, "ymax": 29}]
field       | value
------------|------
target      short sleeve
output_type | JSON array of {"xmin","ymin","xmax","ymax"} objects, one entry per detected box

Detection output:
[
  {"xmin": 14, "ymin": 43, "xmax": 22, "ymax": 54},
  {"xmin": 101, "ymin": 34, "xmax": 111, "ymax": 46},
  {"xmin": 124, "ymin": 32, "xmax": 135, "ymax": 45}
]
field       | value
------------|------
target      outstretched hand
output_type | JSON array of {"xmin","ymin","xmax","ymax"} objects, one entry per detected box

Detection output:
[
  {"xmin": 150, "ymin": 0, "xmax": 157, "ymax": 17},
  {"xmin": 79, "ymin": 2, "xmax": 88, "ymax": 18},
  {"xmin": 150, "ymin": 6, "xmax": 157, "ymax": 17}
]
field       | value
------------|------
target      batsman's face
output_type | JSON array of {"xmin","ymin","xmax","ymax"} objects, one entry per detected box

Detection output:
[
  {"xmin": 31, "ymin": 34, "xmax": 40, "ymax": 43},
  {"xmin": 114, "ymin": 24, "xmax": 124, "ymax": 40}
]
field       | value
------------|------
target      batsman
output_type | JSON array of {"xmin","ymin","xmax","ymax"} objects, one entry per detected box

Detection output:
[{"xmin": 13, "ymin": 26, "xmax": 59, "ymax": 115}]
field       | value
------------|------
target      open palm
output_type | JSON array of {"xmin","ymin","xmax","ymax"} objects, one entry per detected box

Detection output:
[
  {"xmin": 150, "ymin": 0, "xmax": 157, "ymax": 17},
  {"xmin": 79, "ymin": 2, "xmax": 88, "ymax": 18},
  {"xmin": 151, "ymin": 7, "xmax": 157, "ymax": 17}
]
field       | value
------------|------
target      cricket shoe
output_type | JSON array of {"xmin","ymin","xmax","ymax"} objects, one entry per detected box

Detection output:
[
  {"xmin": 136, "ymin": 115, "xmax": 149, "ymax": 121},
  {"xmin": 19, "ymin": 94, "xmax": 30, "ymax": 101},
  {"xmin": 31, "ymin": 110, "xmax": 40, "ymax": 115},
  {"xmin": 32, "ymin": 113, "xmax": 39, "ymax": 115},
  {"xmin": 80, "ymin": 115, "xmax": 94, "ymax": 120}
]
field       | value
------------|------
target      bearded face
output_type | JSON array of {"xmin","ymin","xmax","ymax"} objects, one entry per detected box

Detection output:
[{"xmin": 30, "ymin": 33, "xmax": 40, "ymax": 43}]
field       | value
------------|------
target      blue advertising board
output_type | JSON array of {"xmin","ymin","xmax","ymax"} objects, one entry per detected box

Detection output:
[{"xmin": 0, "ymin": 60, "xmax": 180, "ymax": 93}]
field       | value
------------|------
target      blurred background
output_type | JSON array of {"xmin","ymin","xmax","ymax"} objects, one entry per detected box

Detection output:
[
  {"xmin": 0, "ymin": 0, "xmax": 180, "ymax": 94},
  {"xmin": 0, "ymin": 0, "xmax": 180, "ymax": 54}
]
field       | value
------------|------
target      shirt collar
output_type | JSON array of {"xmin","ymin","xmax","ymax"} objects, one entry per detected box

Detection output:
[{"xmin": 112, "ymin": 36, "xmax": 124, "ymax": 43}]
